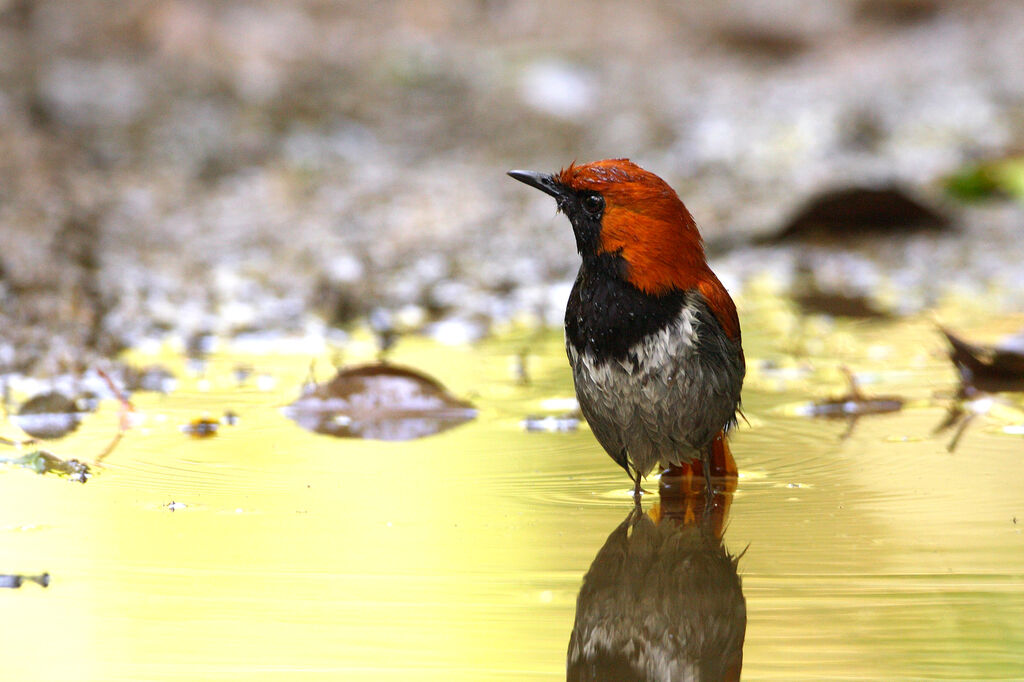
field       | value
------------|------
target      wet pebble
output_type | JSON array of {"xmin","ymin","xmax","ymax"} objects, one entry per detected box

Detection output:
[
  {"xmin": 0, "ymin": 572, "xmax": 50, "ymax": 589},
  {"xmin": 11, "ymin": 393, "xmax": 85, "ymax": 440},
  {"xmin": 518, "ymin": 60, "xmax": 597, "ymax": 119},
  {"xmin": 181, "ymin": 417, "xmax": 220, "ymax": 438},
  {"xmin": 125, "ymin": 365, "xmax": 178, "ymax": 394},
  {"xmin": 425, "ymin": 317, "xmax": 489, "ymax": 346},
  {"xmin": 521, "ymin": 414, "xmax": 581, "ymax": 433}
]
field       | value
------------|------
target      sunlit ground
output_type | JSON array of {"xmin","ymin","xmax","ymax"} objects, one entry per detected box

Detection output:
[{"xmin": 2, "ymin": 289, "xmax": 1023, "ymax": 681}]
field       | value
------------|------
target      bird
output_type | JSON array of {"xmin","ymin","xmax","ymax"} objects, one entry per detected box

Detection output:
[{"xmin": 508, "ymin": 159, "xmax": 744, "ymax": 499}]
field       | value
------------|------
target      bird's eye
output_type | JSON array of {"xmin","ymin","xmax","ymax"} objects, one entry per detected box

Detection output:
[{"xmin": 581, "ymin": 193, "xmax": 604, "ymax": 216}]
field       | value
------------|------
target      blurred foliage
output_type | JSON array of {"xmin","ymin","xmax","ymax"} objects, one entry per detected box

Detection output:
[{"xmin": 944, "ymin": 156, "xmax": 1024, "ymax": 202}]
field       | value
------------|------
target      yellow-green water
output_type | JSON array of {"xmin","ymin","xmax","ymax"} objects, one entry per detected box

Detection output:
[{"xmin": 2, "ymin": 298, "xmax": 1024, "ymax": 680}]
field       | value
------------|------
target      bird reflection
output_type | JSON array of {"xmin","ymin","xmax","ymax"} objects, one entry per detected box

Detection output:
[{"xmin": 568, "ymin": 450, "xmax": 745, "ymax": 682}]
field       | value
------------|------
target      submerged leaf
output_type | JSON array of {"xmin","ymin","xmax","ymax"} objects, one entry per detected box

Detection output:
[
  {"xmin": 798, "ymin": 394, "xmax": 904, "ymax": 419},
  {"xmin": 790, "ymin": 367, "xmax": 904, "ymax": 440},
  {"xmin": 0, "ymin": 450, "xmax": 91, "ymax": 482},
  {"xmin": 283, "ymin": 363, "xmax": 476, "ymax": 441},
  {"xmin": 941, "ymin": 327, "xmax": 1024, "ymax": 396},
  {"xmin": 935, "ymin": 328, "xmax": 1024, "ymax": 451},
  {"xmin": 797, "ymin": 368, "xmax": 904, "ymax": 419}
]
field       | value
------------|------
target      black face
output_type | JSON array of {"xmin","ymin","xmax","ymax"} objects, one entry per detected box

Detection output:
[
  {"xmin": 507, "ymin": 170, "xmax": 605, "ymax": 256},
  {"xmin": 561, "ymin": 189, "xmax": 605, "ymax": 255}
]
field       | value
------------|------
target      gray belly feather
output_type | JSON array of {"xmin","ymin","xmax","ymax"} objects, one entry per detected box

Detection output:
[{"xmin": 567, "ymin": 299, "xmax": 743, "ymax": 477}]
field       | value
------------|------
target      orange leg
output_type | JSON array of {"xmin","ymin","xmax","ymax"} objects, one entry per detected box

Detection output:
[{"xmin": 655, "ymin": 432, "xmax": 738, "ymax": 536}]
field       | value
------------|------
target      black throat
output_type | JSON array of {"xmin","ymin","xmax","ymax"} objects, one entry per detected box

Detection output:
[{"xmin": 565, "ymin": 252, "xmax": 689, "ymax": 364}]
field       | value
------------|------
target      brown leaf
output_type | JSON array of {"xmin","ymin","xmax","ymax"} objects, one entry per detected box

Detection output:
[
  {"xmin": 941, "ymin": 327, "xmax": 1024, "ymax": 395},
  {"xmin": 768, "ymin": 186, "xmax": 950, "ymax": 244},
  {"xmin": 283, "ymin": 363, "xmax": 476, "ymax": 441}
]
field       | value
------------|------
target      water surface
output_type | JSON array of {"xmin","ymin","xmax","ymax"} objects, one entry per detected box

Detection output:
[{"xmin": 2, "ymin": 303, "xmax": 1023, "ymax": 680}]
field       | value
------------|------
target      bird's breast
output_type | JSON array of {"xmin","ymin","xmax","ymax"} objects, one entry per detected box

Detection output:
[
  {"xmin": 564, "ymin": 254, "xmax": 694, "ymax": 367},
  {"xmin": 566, "ymin": 303, "xmax": 700, "ymax": 379}
]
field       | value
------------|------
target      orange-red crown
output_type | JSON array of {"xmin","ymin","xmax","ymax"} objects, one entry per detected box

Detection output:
[{"xmin": 557, "ymin": 159, "xmax": 739, "ymax": 340}]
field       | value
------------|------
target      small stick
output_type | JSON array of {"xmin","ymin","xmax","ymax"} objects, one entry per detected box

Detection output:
[
  {"xmin": 96, "ymin": 366, "xmax": 135, "ymax": 433},
  {"xmin": 94, "ymin": 367, "xmax": 136, "ymax": 467}
]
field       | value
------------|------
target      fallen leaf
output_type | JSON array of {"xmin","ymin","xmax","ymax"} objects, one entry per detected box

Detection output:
[{"xmin": 283, "ymin": 363, "xmax": 476, "ymax": 441}]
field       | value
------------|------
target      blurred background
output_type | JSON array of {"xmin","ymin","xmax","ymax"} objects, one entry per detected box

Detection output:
[{"xmin": 2, "ymin": 0, "xmax": 1023, "ymax": 372}]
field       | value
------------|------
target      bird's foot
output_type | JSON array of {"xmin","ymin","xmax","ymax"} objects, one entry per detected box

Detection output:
[{"xmin": 630, "ymin": 466, "xmax": 648, "ymax": 505}]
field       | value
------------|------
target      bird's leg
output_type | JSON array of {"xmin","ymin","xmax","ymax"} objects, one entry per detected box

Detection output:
[
  {"xmin": 702, "ymin": 445, "xmax": 715, "ymax": 506},
  {"xmin": 629, "ymin": 493, "xmax": 644, "ymax": 517},
  {"xmin": 632, "ymin": 467, "xmax": 643, "ymax": 501},
  {"xmin": 615, "ymin": 448, "xmax": 643, "ymax": 501}
]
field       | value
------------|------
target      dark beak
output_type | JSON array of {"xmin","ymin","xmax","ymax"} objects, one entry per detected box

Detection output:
[{"xmin": 507, "ymin": 170, "xmax": 564, "ymax": 199}]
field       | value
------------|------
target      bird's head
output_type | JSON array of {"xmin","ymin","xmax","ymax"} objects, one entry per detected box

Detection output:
[
  {"xmin": 508, "ymin": 159, "xmax": 709, "ymax": 295},
  {"xmin": 509, "ymin": 159, "xmax": 739, "ymax": 338}
]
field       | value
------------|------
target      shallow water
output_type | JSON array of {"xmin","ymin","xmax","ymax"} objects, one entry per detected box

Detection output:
[{"xmin": 2, "ymin": 301, "xmax": 1024, "ymax": 681}]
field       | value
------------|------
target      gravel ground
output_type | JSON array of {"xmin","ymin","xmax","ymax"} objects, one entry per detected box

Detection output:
[{"xmin": 1, "ymin": 0, "xmax": 1023, "ymax": 375}]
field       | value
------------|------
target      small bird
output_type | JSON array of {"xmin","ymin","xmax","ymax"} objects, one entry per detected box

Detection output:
[{"xmin": 508, "ymin": 159, "xmax": 744, "ymax": 498}]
